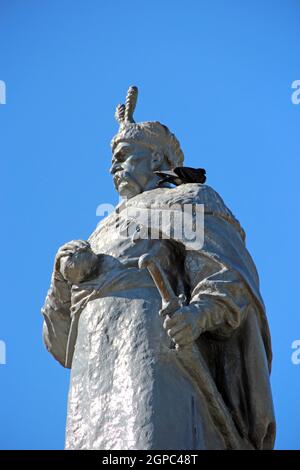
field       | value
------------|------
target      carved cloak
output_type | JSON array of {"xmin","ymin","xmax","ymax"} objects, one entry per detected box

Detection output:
[{"xmin": 42, "ymin": 183, "xmax": 275, "ymax": 450}]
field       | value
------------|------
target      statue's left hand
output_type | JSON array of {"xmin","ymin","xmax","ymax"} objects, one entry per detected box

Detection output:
[{"xmin": 160, "ymin": 303, "xmax": 202, "ymax": 348}]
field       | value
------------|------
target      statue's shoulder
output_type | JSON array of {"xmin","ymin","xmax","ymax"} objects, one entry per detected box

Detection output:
[
  {"xmin": 90, "ymin": 184, "xmax": 244, "ymax": 242},
  {"xmin": 129, "ymin": 183, "xmax": 226, "ymax": 210},
  {"xmin": 129, "ymin": 184, "xmax": 245, "ymax": 241}
]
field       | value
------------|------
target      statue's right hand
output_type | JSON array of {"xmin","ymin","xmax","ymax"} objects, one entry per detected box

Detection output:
[
  {"xmin": 50, "ymin": 240, "xmax": 89, "ymax": 304},
  {"xmin": 54, "ymin": 240, "xmax": 90, "ymax": 278}
]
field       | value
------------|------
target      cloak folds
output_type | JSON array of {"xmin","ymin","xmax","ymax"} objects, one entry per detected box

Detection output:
[
  {"xmin": 42, "ymin": 183, "xmax": 275, "ymax": 449},
  {"xmin": 188, "ymin": 217, "xmax": 276, "ymax": 449},
  {"xmin": 121, "ymin": 183, "xmax": 276, "ymax": 449}
]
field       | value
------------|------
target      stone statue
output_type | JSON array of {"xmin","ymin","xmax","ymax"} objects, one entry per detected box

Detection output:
[{"xmin": 41, "ymin": 86, "xmax": 276, "ymax": 450}]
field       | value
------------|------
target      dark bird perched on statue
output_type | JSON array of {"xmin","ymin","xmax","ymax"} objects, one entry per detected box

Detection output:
[{"xmin": 154, "ymin": 167, "xmax": 206, "ymax": 186}]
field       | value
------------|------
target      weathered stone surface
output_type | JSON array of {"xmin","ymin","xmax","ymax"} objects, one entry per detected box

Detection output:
[{"xmin": 41, "ymin": 86, "xmax": 275, "ymax": 450}]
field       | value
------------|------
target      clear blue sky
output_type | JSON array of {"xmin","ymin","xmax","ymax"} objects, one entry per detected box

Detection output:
[{"xmin": 0, "ymin": 0, "xmax": 299, "ymax": 450}]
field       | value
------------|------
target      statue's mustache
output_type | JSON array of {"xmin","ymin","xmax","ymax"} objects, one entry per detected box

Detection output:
[
  {"xmin": 113, "ymin": 170, "xmax": 138, "ymax": 188},
  {"xmin": 113, "ymin": 170, "xmax": 129, "ymax": 185}
]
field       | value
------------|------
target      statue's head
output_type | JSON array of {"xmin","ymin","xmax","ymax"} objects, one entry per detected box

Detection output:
[
  {"xmin": 60, "ymin": 247, "xmax": 98, "ymax": 285},
  {"xmin": 110, "ymin": 86, "xmax": 184, "ymax": 198}
]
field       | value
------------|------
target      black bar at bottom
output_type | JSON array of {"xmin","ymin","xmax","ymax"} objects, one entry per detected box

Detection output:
[{"xmin": 0, "ymin": 450, "xmax": 299, "ymax": 466}]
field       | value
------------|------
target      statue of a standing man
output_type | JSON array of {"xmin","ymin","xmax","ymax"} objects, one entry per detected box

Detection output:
[{"xmin": 41, "ymin": 86, "xmax": 276, "ymax": 450}]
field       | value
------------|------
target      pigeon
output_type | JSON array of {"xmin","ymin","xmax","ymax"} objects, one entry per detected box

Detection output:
[{"xmin": 154, "ymin": 167, "xmax": 206, "ymax": 186}]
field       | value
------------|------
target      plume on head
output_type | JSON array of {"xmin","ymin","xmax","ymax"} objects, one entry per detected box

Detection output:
[
  {"xmin": 114, "ymin": 104, "xmax": 125, "ymax": 124},
  {"xmin": 115, "ymin": 86, "xmax": 138, "ymax": 125}
]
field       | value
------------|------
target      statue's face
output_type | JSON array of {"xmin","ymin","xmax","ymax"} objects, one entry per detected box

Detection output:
[
  {"xmin": 60, "ymin": 249, "xmax": 98, "ymax": 284},
  {"xmin": 110, "ymin": 141, "xmax": 163, "ymax": 198}
]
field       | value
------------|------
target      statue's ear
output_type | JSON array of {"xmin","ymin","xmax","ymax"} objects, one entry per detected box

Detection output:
[{"xmin": 151, "ymin": 150, "xmax": 164, "ymax": 171}]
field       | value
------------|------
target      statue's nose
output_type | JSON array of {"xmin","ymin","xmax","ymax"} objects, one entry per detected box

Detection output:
[{"xmin": 110, "ymin": 162, "xmax": 122, "ymax": 175}]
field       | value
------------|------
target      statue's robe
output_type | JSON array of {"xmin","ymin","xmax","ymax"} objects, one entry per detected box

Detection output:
[{"xmin": 42, "ymin": 184, "xmax": 276, "ymax": 450}]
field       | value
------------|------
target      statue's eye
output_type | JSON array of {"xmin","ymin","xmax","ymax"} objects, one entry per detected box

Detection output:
[{"xmin": 114, "ymin": 150, "xmax": 127, "ymax": 162}]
